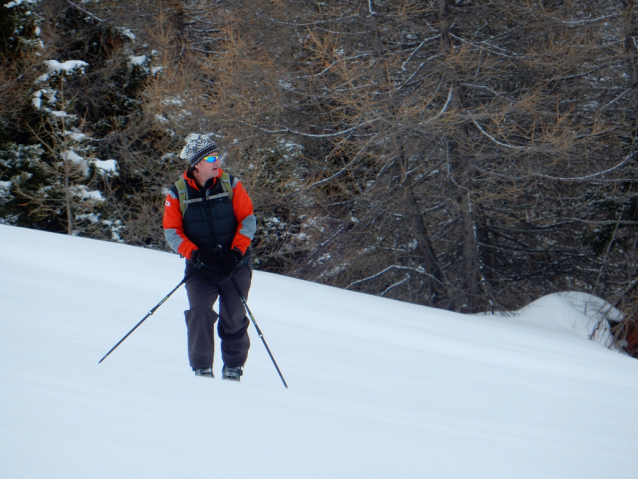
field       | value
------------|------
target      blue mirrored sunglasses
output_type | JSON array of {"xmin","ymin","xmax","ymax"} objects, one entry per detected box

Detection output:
[{"xmin": 203, "ymin": 155, "xmax": 220, "ymax": 163}]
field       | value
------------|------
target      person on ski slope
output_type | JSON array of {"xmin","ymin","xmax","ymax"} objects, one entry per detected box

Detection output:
[{"xmin": 162, "ymin": 134, "xmax": 256, "ymax": 381}]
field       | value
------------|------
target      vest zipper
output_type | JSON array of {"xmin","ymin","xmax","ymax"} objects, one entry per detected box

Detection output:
[{"xmin": 204, "ymin": 186, "xmax": 220, "ymax": 248}]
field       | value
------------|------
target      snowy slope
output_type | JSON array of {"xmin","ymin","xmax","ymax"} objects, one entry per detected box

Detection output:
[{"xmin": 1, "ymin": 224, "xmax": 637, "ymax": 479}]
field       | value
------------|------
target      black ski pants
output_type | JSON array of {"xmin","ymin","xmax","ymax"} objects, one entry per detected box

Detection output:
[{"xmin": 184, "ymin": 264, "xmax": 251, "ymax": 370}]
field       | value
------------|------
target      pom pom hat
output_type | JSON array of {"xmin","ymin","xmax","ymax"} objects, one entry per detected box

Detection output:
[{"xmin": 180, "ymin": 134, "xmax": 219, "ymax": 168}]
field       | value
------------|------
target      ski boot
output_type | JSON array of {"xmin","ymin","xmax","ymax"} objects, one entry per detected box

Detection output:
[
  {"xmin": 194, "ymin": 367, "xmax": 214, "ymax": 378},
  {"xmin": 221, "ymin": 365, "xmax": 243, "ymax": 382}
]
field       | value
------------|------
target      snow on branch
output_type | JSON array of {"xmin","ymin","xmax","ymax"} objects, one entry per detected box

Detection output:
[
  {"xmin": 380, "ymin": 275, "xmax": 410, "ymax": 296},
  {"xmin": 469, "ymin": 115, "xmax": 531, "ymax": 150},
  {"xmin": 450, "ymin": 34, "xmax": 527, "ymax": 59},
  {"xmin": 543, "ymin": 13, "xmax": 619, "ymax": 26},
  {"xmin": 65, "ymin": 0, "xmax": 104, "ymax": 23},
  {"xmin": 419, "ymin": 86, "xmax": 454, "ymax": 126},
  {"xmin": 266, "ymin": 15, "xmax": 361, "ymax": 27},
  {"xmin": 367, "ymin": 0, "xmax": 377, "ymax": 17},
  {"xmin": 346, "ymin": 265, "xmax": 443, "ymax": 290},
  {"xmin": 534, "ymin": 151, "xmax": 637, "ymax": 182},
  {"xmin": 397, "ymin": 53, "xmax": 443, "ymax": 90},
  {"xmin": 240, "ymin": 114, "xmax": 381, "ymax": 140},
  {"xmin": 239, "ymin": 120, "xmax": 360, "ymax": 138},
  {"xmin": 402, "ymin": 35, "xmax": 441, "ymax": 71},
  {"xmin": 473, "ymin": 150, "xmax": 637, "ymax": 183},
  {"xmin": 601, "ymin": 90, "xmax": 630, "ymax": 110}
]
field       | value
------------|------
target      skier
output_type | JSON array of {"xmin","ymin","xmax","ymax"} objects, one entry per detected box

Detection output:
[{"xmin": 162, "ymin": 134, "xmax": 257, "ymax": 381}]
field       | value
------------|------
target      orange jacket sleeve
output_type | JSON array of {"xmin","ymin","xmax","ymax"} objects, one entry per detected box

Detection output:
[
  {"xmin": 229, "ymin": 176, "xmax": 256, "ymax": 255},
  {"xmin": 162, "ymin": 185, "xmax": 199, "ymax": 260}
]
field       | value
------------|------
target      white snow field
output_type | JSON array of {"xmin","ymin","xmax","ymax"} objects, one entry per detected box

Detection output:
[{"xmin": 1, "ymin": 223, "xmax": 637, "ymax": 479}]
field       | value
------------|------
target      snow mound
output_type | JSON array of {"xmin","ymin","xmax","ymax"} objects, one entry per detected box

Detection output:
[{"xmin": 515, "ymin": 292, "xmax": 622, "ymax": 350}]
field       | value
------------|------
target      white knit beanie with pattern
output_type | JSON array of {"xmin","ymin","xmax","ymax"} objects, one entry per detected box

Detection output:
[{"xmin": 180, "ymin": 134, "xmax": 219, "ymax": 168}]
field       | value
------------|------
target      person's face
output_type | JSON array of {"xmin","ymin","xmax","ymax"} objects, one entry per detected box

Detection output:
[{"xmin": 193, "ymin": 151, "xmax": 221, "ymax": 179}]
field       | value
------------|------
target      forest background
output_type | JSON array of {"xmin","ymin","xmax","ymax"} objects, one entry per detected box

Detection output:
[{"xmin": 2, "ymin": 0, "xmax": 638, "ymax": 354}]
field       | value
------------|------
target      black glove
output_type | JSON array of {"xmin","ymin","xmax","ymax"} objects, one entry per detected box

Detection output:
[
  {"xmin": 218, "ymin": 248, "xmax": 243, "ymax": 277},
  {"xmin": 192, "ymin": 246, "xmax": 222, "ymax": 267}
]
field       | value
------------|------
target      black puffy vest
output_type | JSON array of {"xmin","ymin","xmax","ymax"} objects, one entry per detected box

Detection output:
[{"xmin": 173, "ymin": 175, "xmax": 237, "ymax": 254}]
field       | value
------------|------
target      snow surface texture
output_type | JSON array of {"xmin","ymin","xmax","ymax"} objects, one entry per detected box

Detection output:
[{"xmin": 1, "ymin": 224, "xmax": 637, "ymax": 478}]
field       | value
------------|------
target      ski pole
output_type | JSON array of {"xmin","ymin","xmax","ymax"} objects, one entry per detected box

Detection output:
[
  {"xmin": 98, "ymin": 271, "xmax": 194, "ymax": 364},
  {"xmin": 231, "ymin": 276, "xmax": 288, "ymax": 388}
]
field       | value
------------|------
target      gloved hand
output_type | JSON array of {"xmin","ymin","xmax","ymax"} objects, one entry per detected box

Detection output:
[
  {"xmin": 218, "ymin": 248, "xmax": 243, "ymax": 277},
  {"xmin": 192, "ymin": 246, "xmax": 222, "ymax": 267}
]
